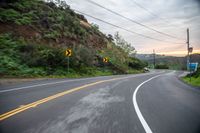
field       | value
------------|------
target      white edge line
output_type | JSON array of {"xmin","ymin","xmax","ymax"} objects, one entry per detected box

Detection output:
[
  {"xmin": 133, "ymin": 74, "xmax": 161, "ymax": 133},
  {"xmin": 0, "ymin": 71, "xmax": 161, "ymax": 93},
  {"xmin": 0, "ymin": 78, "xmax": 89, "ymax": 93}
]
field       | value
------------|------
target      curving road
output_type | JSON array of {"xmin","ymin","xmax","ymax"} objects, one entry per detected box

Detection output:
[{"xmin": 0, "ymin": 70, "xmax": 200, "ymax": 133}]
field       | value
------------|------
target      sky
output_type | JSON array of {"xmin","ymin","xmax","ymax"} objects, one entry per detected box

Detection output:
[{"xmin": 65, "ymin": 0, "xmax": 200, "ymax": 56}]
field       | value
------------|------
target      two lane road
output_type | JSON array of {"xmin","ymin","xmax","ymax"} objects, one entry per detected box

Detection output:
[{"xmin": 0, "ymin": 70, "xmax": 200, "ymax": 133}]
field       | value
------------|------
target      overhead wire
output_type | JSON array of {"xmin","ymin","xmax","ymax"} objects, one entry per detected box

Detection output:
[
  {"xmin": 131, "ymin": 0, "xmax": 170, "ymax": 23},
  {"xmin": 131, "ymin": 0, "xmax": 185, "ymax": 40},
  {"xmin": 85, "ymin": 0, "xmax": 183, "ymax": 40},
  {"xmin": 74, "ymin": 10, "xmax": 184, "ymax": 44}
]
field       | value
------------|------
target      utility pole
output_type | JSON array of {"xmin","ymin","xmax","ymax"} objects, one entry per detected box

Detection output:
[
  {"xmin": 187, "ymin": 28, "xmax": 191, "ymax": 82},
  {"xmin": 153, "ymin": 49, "xmax": 156, "ymax": 69},
  {"xmin": 187, "ymin": 28, "xmax": 189, "ymax": 70}
]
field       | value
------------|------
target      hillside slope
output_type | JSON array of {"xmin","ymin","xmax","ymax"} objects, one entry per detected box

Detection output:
[
  {"xmin": 0, "ymin": 0, "xmax": 146, "ymax": 77},
  {"xmin": 136, "ymin": 54, "xmax": 200, "ymax": 70}
]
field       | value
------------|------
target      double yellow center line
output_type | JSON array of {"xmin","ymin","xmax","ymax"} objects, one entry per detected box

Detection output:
[{"xmin": 0, "ymin": 77, "xmax": 122, "ymax": 121}]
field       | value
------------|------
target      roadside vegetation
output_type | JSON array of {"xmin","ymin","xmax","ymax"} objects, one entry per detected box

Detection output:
[
  {"xmin": 0, "ymin": 0, "xmax": 147, "ymax": 78},
  {"xmin": 142, "ymin": 54, "xmax": 200, "ymax": 70},
  {"xmin": 155, "ymin": 64, "xmax": 169, "ymax": 69},
  {"xmin": 182, "ymin": 67, "xmax": 200, "ymax": 87}
]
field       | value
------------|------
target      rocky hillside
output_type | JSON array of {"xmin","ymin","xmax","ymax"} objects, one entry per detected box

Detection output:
[{"xmin": 0, "ymin": 0, "xmax": 146, "ymax": 77}]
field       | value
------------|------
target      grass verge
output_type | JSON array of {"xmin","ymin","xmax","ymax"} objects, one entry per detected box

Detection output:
[{"xmin": 182, "ymin": 76, "xmax": 200, "ymax": 87}]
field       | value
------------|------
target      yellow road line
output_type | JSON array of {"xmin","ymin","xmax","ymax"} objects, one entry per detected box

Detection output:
[{"xmin": 0, "ymin": 78, "xmax": 121, "ymax": 121}]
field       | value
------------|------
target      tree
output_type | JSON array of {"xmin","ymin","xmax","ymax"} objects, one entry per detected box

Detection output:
[
  {"xmin": 91, "ymin": 23, "xmax": 99, "ymax": 31},
  {"xmin": 107, "ymin": 34, "xmax": 114, "ymax": 42},
  {"xmin": 114, "ymin": 32, "xmax": 136, "ymax": 55},
  {"xmin": 47, "ymin": 0, "xmax": 70, "ymax": 9}
]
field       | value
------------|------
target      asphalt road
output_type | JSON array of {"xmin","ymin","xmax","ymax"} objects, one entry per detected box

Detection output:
[{"xmin": 0, "ymin": 70, "xmax": 200, "ymax": 133}]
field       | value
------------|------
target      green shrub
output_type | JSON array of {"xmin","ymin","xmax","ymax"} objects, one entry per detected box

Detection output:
[
  {"xmin": 15, "ymin": 16, "xmax": 32, "ymax": 25},
  {"xmin": 53, "ymin": 69, "xmax": 68, "ymax": 75},
  {"xmin": 0, "ymin": 9, "xmax": 21, "ymax": 21},
  {"xmin": 70, "ymin": 45, "xmax": 95, "ymax": 68},
  {"xmin": 190, "ymin": 66, "xmax": 200, "ymax": 78},
  {"xmin": 21, "ymin": 67, "xmax": 47, "ymax": 76},
  {"xmin": 155, "ymin": 64, "xmax": 169, "ymax": 69},
  {"xmin": 13, "ymin": 0, "xmax": 39, "ymax": 10},
  {"xmin": 19, "ymin": 44, "xmax": 66, "ymax": 68},
  {"xmin": 44, "ymin": 30, "xmax": 61, "ymax": 39},
  {"xmin": 128, "ymin": 57, "xmax": 147, "ymax": 70},
  {"xmin": 91, "ymin": 23, "xmax": 99, "ymax": 32},
  {"xmin": 0, "ymin": 55, "xmax": 20, "ymax": 75},
  {"xmin": 12, "ymin": 2, "xmax": 26, "ymax": 10}
]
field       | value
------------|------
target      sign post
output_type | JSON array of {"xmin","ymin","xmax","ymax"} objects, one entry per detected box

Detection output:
[
  {"xmin": 65, "ymin": 49, "xmax": 72, "ymax": 74},
  {"xmin": 188, "ymin": 47, "xmax": 193, "ymax": 82},
  {"xmin": 103, "ymin": 57, "xmax": 109, "ymax": 72},
  {"xmin": 68, "ymin": 56, "xmax": 69, "ymax": 74}
]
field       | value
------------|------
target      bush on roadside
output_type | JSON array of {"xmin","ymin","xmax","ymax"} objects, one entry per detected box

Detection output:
[
  {"xmin": 0, "ymin": 8, "xmax": 21, "ymax": 22},
  {"xmin": 128, "ymin": 57, "xmax": 147, "ymax": 70},
  {"xmin": 155, "ymin": 64, "xmax": 169, "ymax": 69}
]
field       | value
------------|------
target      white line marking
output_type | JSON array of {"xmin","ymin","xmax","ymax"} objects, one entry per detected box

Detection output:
[
  {"xmin": 0, "ymin": 71, "xmax": 162, "ymax": 93},
  {"xmin": 133, "ymin": 75, "xmax": 161, "ymax": 133},
  {"xmin": 0, "ymin": 78, "xmax": 92, "ymax": 93}
]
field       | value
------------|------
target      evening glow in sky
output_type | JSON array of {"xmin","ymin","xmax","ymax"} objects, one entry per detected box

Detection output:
[{"xmin": 66, "ymin": 0, "xmax": 200, "ymax": 56}]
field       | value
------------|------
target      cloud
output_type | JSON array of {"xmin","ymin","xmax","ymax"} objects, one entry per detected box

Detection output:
[{"xmin": 66, "ymin": 0, "xmax": 200, "ymax": 56}]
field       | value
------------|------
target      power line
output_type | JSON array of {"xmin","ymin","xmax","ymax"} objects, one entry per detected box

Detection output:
[
  {"xmin": 131, "ymin": 0, "xmax": 185, "ymax": 37},
  {"xmin": 74, "ymin": 10, "xmax": 184, "ymax": 44},
  {"xmin": 131, "ymin": 0, "xmax": 170, "ymax": 23},
  {"xmin": 84, "ymin": 0, "xmax": 182, "ymax": 40}
]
